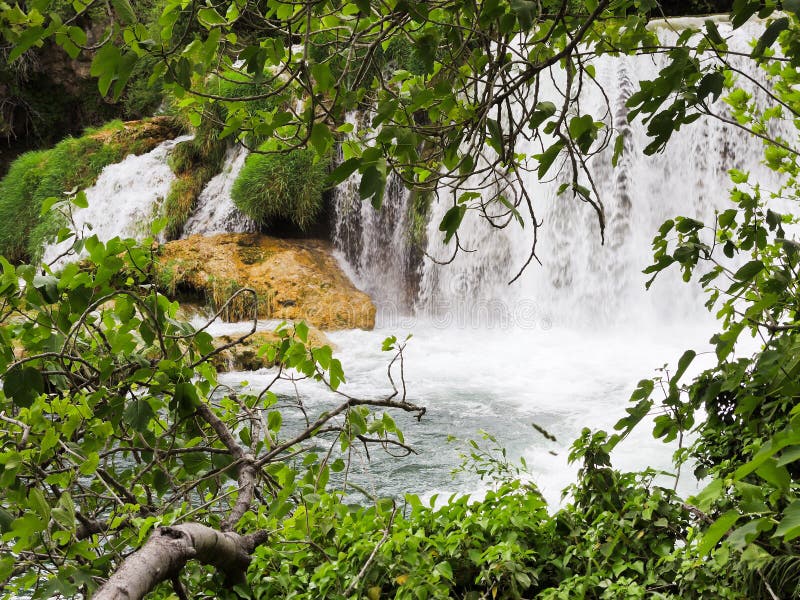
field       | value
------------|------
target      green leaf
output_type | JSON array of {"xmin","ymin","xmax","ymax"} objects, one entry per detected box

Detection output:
[
  {"xmin": 672, "ymin": 349, "xmax": 696, "ymax": 383},
  {"xmin": 486, "ymin": 118, "xmax": 503, "ymax": 154},
  {"xmin": 439, "ymin": 205, "xmax": 466, "ymax": 244},
  {"xmin": 359, "ymin": 166, "xmax": 386, "ymax": 208},
  {"xmin": 33, "ymin": 274, "xmax": 59, "ymax": 303},
  {"xmin": 173, "ymin": 382, "xmax": 200, "ymax": 416},
  {"xmin": 611, "ymin": 133, "xmax": 625, "ymax": 167},
  {"xmin": 52, "ymin": 492, "xmax": 76, "ymax": 531},
  {"xmin": 310, "ymin": 123, "xmax": 333, "ymax": 156},
  {"xmin": 294, "ymin": 321, "xmax": 309, "ymax": 343},
  {"xmin": 327, "ymin": 158, "xmax": 361, "ymax": 186},
  {"xmin": 529, "ymin": 101, "xmax": 557, "ymax": 130},
  {"xmin": 733, "ymin": 260, "xmax": 764, "ymax": 281},
  {"xmin": 705, "ymin": 19, "xmax": 724, "ymax": 45},
  {"xmin": 435, "ymin": 560, "xmax": 453, "ymax": 580},
  {"xmin": 348, "ymin": 408, "xmax": 367, "ymax": 436},
  {"xmin": 40, "ymin": 196, "xmax": 60, "ymax": 216},
  {"xmin": 124, "ymin": 398, "xmax": 155, "ymax": 432},
  {"xmin": 535, "ymin": 141, "xmax": 564, "ymax": 178},
  {"xmin": 79, "ymin": 452, "xmax": 99, "ymax": 475},
  {"xmin": 198, "ymin": 6, "xmax": 226, "ymax": 26},
  {"xmin": 697, "ymin": 71, "xmax": 725, "ymax": 102},
  {"xmin": 72, "ymin": 190, "xmax": 88, "ymax": 208},
  {"xmin": 775, "ymin": 501, "xmax": 800, "ymax": 541},
  {"xmin": 697, "ymin": 510, "xmax": 740, "ymax": 555},
  {"xmin": 110, "ymin": 0, "xmax": 137, "ymax": 24},
  {"xmin": 777, "ymin": 445, "xmax": 800, "ymax": 467},
  {"xmin": 755, "ymin": 459, "xmax": 790, "ymax": 490},
  {"xmin": 267, "ymin": 410, "xmax": 282, "ymax": 432},
  {"xmin": 4, "ymin": 366, "xmax": 45, "ymax": 408},
  {"xmin": 9, "ymin": 26, "xmax": 45, "ymax": 62},
  {"xmin": 731, "ymin": 0, "xmax": 759, "ymax": 29},
  {"xmin": 751, "ymin": 17, "xmax": 789, "ymax": 58},
  {"xmin": 91, "ymin": 44, "xmax": 122, "ymax": 96},
  {"xmin": 510, "ymin": 0, "xmax": 537, "ymax": 29},
  {"xmin": 28, "ymin": 488, "xmax": 51, "ymax": 521}
]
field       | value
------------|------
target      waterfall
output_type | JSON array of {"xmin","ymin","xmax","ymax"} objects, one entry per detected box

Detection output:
[
  {"xmin": 182, "ymin": 145, "xmax": 257, "ymax": 237},
  {"xmin": 42, "ymin": 136, "xmax": 191, "ymax": 267},
  {"xmin": 332, "ymin": 112, "xmax": 419, "ymax": 318},
  {"xmin": 332, "ymin": 20, "xmax": 792, "ymax": 330}
]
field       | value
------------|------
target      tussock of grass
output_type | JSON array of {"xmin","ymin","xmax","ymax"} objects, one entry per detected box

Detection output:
[{"xmin": 231, "ymin": 148, "xmax": 329, "ymax": 231}]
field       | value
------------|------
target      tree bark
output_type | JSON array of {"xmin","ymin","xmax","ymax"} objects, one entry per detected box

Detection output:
[{"xmin": 92, "ymin": 523, "xmax": 268, "ymax": 600}]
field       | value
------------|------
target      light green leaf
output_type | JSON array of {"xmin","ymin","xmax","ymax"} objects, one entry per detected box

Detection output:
[
  {"xmin": 775, "ymin": 501, "xmax": 800, "ymax": 541},
  {"xmin": 697, "ymin": 510, "xmax": 740, "ymax": 555}
]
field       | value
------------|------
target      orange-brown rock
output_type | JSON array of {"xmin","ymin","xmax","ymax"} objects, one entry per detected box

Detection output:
[
  {"xmin": 157, "ymin": 233, "xmax": 375, "ymax": 330},
  {"xmin": 88, "ymin": 116, "xmax": 185, "ymax": 153}
]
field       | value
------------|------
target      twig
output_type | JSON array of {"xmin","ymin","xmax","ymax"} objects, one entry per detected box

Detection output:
[{"xmin": 343, "ymin": 505, "xmax": 397, "ymax": 596}]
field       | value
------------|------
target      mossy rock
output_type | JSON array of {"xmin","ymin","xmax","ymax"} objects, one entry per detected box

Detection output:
[
  {"xmin": 210, "ymin": 327, "xmax": 332, "ymax": 372},
  {"xmin": 156, "ymin": 233, "xmax": 376, "ymax": 330}
]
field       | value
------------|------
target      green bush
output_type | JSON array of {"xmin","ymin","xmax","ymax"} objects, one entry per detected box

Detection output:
[{"xmin": 231, "ymin": 147, "xmax": 329, "ymax": 231}]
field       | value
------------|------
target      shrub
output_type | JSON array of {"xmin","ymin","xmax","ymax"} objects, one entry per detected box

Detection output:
[{"xmin": 231, "ymin": 147, "xmax": 329, "ymax": 231}]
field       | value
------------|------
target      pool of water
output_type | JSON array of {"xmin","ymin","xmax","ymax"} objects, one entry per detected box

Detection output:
[{"xmin": 209, "ymin": 317, "xmax": 728, "ymax": 505}]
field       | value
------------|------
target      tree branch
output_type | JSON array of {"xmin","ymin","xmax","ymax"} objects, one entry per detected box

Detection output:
[{"xmin": 93, "ymin": 523, "xmax": 268, "ymax": 600}]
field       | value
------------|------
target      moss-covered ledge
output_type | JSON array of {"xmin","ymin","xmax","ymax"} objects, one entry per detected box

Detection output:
[
  {"xmin": 156, "ymin": 233, "xmax": 376, "ymax": 330},
  {"xmin": 0, "ymin": 116, "xmax": 186, "ymax": 263}
]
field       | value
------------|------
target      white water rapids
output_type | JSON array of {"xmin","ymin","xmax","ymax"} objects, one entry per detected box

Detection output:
[{"xmin": 43, "ymin": 19, "xmax": 794, "ymax": 503}]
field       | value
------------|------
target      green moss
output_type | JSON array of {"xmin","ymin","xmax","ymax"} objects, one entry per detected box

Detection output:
[
  {"xmin": 231, "ymin": 148, "xmax": 329, "ymax": 232},
  {"xmin": 162, "ymin": 123, "xmax": 227, "ymax": 239}
]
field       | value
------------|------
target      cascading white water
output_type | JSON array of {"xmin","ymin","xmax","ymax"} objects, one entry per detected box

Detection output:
[
  {"xmin": 415, "ymin": 21, "xmax": 789, "ymax": 330},
  {"xmin": 332, "ymin": 21, "xmax": 790, "ymax": 331},
  {"xmin": 332, "ymin": 113, "xmax": 418, "ymax": 317},
  {"xmin": 42, "ymin": 136, "xmax": 192, "ymax": 267},
  {"xmin": 182, "ymin": 145, "xmax": 257, "ymax": 237}
]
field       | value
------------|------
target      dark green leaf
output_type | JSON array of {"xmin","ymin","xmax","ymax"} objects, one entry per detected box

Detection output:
[
  {"xmin": 439, "ymin": 205, "xmax": 467, "ymax": 244},
  {"xmin": 359, "ymin": 166, "xmax": 386, "ymax": 208},
  {"xmin": 733, "ymin": 260, "xmax": 764, "ymax": 281},
  {"xmin": 4, "ymin": 367, "xmax": 44, "ymax": 408},
  {"xmin": 124, "ymin": 398, "xmax": 155, "ymax": 432},
  {"xmin": 510, "ymin": 0, "xmax": 537, "ymax": 30},
  {"xmin": 752, "ymin": 17, "xmax": 789, "ymax": 58}
]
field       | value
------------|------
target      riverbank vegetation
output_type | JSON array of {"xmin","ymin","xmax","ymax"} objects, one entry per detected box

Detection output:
[{"xmin": 1, "ymin": 0, "xmax": 800, "ymax": 598}]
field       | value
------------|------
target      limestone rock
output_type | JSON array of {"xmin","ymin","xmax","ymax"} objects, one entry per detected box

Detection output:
[
  {"xmin": 157, "ymin": 233, "xmax": 376, "ymax": 330},
  {"xmin": 210, "ymin": 327, "xmax": 332, "ymax": 372}
]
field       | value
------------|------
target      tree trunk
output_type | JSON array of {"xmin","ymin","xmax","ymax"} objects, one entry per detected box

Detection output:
[{"xmin": 92, "ymin": 523, "xmax": 268, "ymax": 600}]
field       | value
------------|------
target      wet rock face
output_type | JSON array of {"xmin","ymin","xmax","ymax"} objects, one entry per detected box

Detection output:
[{"xmin": 157, "ymin": 233, "xmax": 376, "ymax": 330}]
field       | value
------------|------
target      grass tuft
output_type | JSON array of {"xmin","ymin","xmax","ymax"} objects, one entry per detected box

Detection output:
[{"xmin": 231, "ymin": 148, "xmax": 329, "ymax": 232}]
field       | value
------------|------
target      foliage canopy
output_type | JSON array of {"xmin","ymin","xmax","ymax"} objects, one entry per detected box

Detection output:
[{"xmin": 2, "ymin": 0, "xmax": 800, "ymax": 598}]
